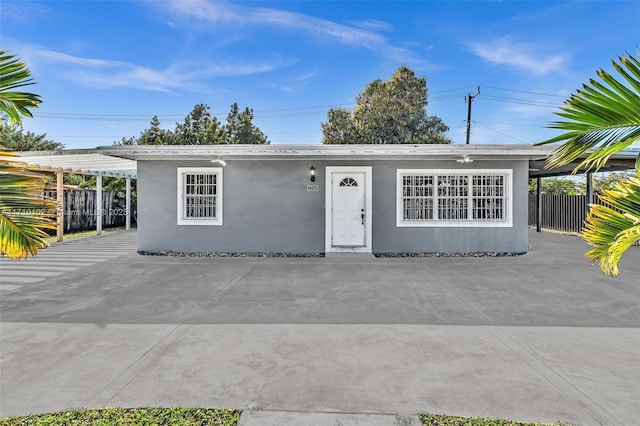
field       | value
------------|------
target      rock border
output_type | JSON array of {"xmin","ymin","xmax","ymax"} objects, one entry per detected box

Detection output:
[
  {"xmin": 138, "ymin": 251, "xmax": 325, "ymax": 258},
  {"xmin": 138, "ymin": 250, "xmax": 525, "ymax": 258},
  {"xmin": 373, "ymin": 252, "xmax": 525, "ymax": 258}
]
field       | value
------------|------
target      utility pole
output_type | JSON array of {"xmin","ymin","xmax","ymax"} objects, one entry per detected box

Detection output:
[{"xmin": 465, "ymin": 86, "xmax": 480, "ymax": 144}]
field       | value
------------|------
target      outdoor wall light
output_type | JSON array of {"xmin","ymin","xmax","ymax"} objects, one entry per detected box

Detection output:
[
  {"xmin": 211, "ymin": 157, "xmax": 226, "ymax": 166},
  {"xmin": 309, "ymin": 165, "xmax": 316, "ymax": 182}
]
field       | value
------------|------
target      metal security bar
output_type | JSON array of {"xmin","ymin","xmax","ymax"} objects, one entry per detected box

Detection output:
[
  {"xmin": 400, "ymin": 171, "xmax": 509, "ymax": 225},
  {"xmin": 184, "ymin": 173, "xmax": 217, "ymax": 219},
  {"xmin": 402, "ymin": 175, "xmax": 434, "ymax": 221},
  {"xmin": 472, "ymin": 175, "xmax": 504, "ymax": 221},
  {"xmin": 437, "ymin": 175, "xmax": 469, "ymax": 220}
]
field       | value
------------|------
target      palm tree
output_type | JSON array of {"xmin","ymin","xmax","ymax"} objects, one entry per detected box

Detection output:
[
  {"xmin": 0, "ymin": 50, "xmax": 42, "ymax": 125},
  {"xmin": 536, "ymin": 52, "xmax": 640, "ymax": 276},
  {"xmin": 0, "ymin": 50, "xmax": 55, "ymax": 259}
]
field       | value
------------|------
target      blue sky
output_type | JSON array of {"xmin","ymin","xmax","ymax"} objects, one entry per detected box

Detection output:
[{"xmin": 1, "ymin": 0, "xmax": 638, "ymax": 149}]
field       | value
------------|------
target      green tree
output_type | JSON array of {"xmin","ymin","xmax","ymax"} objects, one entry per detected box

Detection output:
[
  {"xmin": 593, "ymin": 172, "xmax": 633, "ymax": 195},
  {"xmin": 225, "ymin": 102, "xmax": 269, "ymax": 144},
  {"xmin": 116, "ymin": 103, "xmax": 268, "ymax": 146},
  {"xmin": 536, "ymin": 52, "xmax": 640, "ymax": 276},
  {"xmin": 0, "ymin": 115, "xmax": 64, "ymax": 151},
  {"xmin": 321, "ymin": 108, "xmax": 358, "ymax": 144},
  {"xmin": 114, "ymin": 135, "xmax": 137, "ymax": 146},
  {"xmin": 322, "ymin": 66, "xmax": 450, "ymax": 144},
  {"xmin": 0, "ymin": 50, "xmax": 42, "ymax": 126},
  {"xmin": 173, "ymin": 104, "xmax": 226, "ymax": 145},
  {"xmin": 138, "ymin": 115, "xmax": 173, "ymax": 145},
  {"xmin": 0, "ymin": 51, "xmax": 55, "ymax": 259},
  {"xmin": 528, "ymin": 178, "xmax": 586, "ymax": 195}
]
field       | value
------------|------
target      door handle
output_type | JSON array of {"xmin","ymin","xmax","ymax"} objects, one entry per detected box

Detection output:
[{"xmin": 361, "ymin": 209, "xmax": 365, "ymax": 225}]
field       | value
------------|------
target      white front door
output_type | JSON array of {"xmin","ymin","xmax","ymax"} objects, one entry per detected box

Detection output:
[
  {"xmin": 332, "ymin": 172, "xmax": 365, "ymax": 246},
  {"xmin": 325, "ymin": 167, "xmax": 372, "ymax": 253}
]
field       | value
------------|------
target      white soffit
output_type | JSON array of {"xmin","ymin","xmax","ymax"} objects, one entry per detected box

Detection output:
[{"xmin": 13, "ymin": 149, "xmax": 137, "ymax": 178}]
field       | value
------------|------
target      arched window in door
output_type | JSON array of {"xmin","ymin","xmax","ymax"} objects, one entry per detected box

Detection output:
[{"xmin": 339, "ymin": 177, "xmax": 358, "ymax": 187}]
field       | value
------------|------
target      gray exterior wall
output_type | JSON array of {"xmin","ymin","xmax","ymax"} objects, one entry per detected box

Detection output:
[{"xmin": 137, "ymin": 158, "xmax": 529, "ymax": 254}]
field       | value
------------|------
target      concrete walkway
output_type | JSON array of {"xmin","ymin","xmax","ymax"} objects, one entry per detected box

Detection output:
[{"xmin": 0, "ymin": 231, "xmax": 638, "ymax": 425}]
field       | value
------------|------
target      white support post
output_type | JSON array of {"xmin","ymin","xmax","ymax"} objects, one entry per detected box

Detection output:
[
  {"xmin": 125, "ymin": 177, "xmax": 131, "ymax": 230},
  {"xmin": 56, "ymin": 171, "xmax": 64, "ymax": 242},
  {"xmin": 96, "ymin": 175, "xmax": 103, "ymax": 235},
  {"xmin": 536, "ymin": 176, "xmax": 542, "ymax": 232}
]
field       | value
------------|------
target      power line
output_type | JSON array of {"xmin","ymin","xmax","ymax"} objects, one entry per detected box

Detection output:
[
  {"xmin": 33, "ymin": 102, "xmax": 357, "ymax": 122},
  {"xmin": 481, "ymin": 95, "xmax": 559, "ymax": 108},
  {"xmin": 481, "ymin": 85, "xmax": 567, "ymax": 98},
  {"xmin": 30, "ymin": 84, "xmax": 564, "ymax": 135},
  {"xmin": 476, "ymin": 121, "xmax": 547, "ymax": 128},
  {"xmin": 28, "ymin": 86, "xmax": 498, "ymax": 122},
  {"xmin": 474, "ymin": 121, "xmax": 530, "ymax": 143}
]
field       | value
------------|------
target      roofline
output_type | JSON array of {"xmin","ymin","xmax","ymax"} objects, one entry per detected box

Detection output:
[
  {"xmin": 11, "ymin": 149, "xmax": 137, "ymax": 178},
  {"xmin": 18, "ymin": 148, "xmax": 101, "ymax": 157},
  {"xmin": 98, "ymin": 143, "xmax": 554, "ymax": 161}
]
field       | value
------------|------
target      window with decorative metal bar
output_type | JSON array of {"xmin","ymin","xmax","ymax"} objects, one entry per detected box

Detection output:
[
  {"xmin": 177, "ymin": 167, "xmax": 223, "ymax": 225},
  {"xmin": 397, "ymin": 169, "xmax": 512, "ymax": 227}
]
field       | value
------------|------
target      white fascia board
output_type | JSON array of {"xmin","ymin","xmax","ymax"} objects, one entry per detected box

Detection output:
[
  {"xmin": 98, "ymin": 144, "xmax": 555, "ymax": 161},
  {"xmin": 15, "ymin": 153, "xmax": 137, "ymax": 177}
]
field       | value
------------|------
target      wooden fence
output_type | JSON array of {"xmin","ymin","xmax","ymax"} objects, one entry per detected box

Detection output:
[
  {"xmin": 43, "ymin": 189, "xmax": 136, "ymax": 233},
  {"xmin": 527, "ymin": 194, "xmax": 602, "ymax": 233}
]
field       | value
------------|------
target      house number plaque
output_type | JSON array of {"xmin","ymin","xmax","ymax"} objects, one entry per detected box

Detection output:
[{"xmin": 306, "ymin": 185, "xmax": 319, "ymax": 192}]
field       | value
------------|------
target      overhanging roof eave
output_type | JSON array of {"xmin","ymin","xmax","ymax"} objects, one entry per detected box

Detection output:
[
  {"xmin": 11, "ymin": 150, "xmax": 137, "ymax": 178},
  {"xmin": 98, "ymin": 144, "xmax": 554, "ymax": 161}
]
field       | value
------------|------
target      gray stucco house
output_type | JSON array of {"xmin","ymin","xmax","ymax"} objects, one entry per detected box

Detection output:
[{"xmin": 100, "ymin": 144, "xmax": 550, "ymax": 255}]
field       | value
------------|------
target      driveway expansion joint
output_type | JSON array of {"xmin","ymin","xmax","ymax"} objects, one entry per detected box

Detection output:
[{"xmin": 83, "ymin": 323, "xmax": 192, "ymax": 408}]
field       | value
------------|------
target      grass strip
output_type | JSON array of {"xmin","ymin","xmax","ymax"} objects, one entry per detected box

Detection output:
[
  {"xmin": 43, "ymin": 227, "xmax": 126, "ymax": 244},
  {"xmin": 0, "ymin": 407, "xmax": 241, "ymax": 426},
  {"xmin": 420, "ymin": 413, "xmax": 571, "ymax": 426}
]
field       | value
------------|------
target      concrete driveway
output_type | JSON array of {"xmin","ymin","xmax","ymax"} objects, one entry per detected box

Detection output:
[{"xmin": 1, "ymin": 230, "xmax": 638, "ymax": 425}]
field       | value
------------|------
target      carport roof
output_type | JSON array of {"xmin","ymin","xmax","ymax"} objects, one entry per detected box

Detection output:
[
  {"xmin": 529, "ymin": 148, "xmax": 638, "ymax": 178},
  {"xmin": 14, "ymin": 149, "xmax": 137, "ymax": 178}
]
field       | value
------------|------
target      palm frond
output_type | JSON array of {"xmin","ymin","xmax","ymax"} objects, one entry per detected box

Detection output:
[
  {"xmin": 536, "ymin": 53, "xmax": 640, "ymax": 173},
  {"xmin": 0, "ymin": 50, "xmax": 42, "ymax": 126},
  {"xmin": 0, "ymin": 153, "xmax": 56, "ymax": 259},
  {"xmin": 582, "ymin": 168, "xmax": 640, "ymax": 276}
]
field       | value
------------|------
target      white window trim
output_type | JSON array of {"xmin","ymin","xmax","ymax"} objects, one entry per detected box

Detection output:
[
  {"xmin": 177, "ymin": 167, "xmax": 223, "ymax": 226},
  {"xmin": 396, "ymin": 169, "xmax": 512, "ymax": 228}
]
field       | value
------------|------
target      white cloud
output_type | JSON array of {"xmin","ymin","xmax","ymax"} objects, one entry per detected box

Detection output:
[
  {"xmin": 158, "ymin": 0, "xmax": 431, "ymax": 65},
  {"xmin": 163, "ymin": 0, "xmax": 385, "ymax": 48},
  {"xmin": 264, "ymin": 82, "xmax": 296, "ymax": 94},
  {"xmin": 350, "ymin": 19, "xmax": 393, "ymax": 32},
  {"xmin": 35, "ymin": 49, "xmax": 128, "ymax": 68},
  {"xmin": 263, "ymin": 69, "xmax": 321, "ymax": 95},
  {"xmin": 1, "ymin": 2, "xmax": 50, "ymax": 24},
  {"xmin": 506, "ymin": 102, "xmax": 557, "ymax": 119},
  {"xmin": 296, "ymin": 70, "xmax": 320, "ymax": 82},
  {"xmin": 467, "ymin": 37, "xmax": 568, "ymax": 75},
  {"xmin": 26, "ymin": 46, "xmax": 288, "ymax": 93},
  {"xmin": 383, "ymin": 46, "xmax": 442, "ymax": 71}
]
